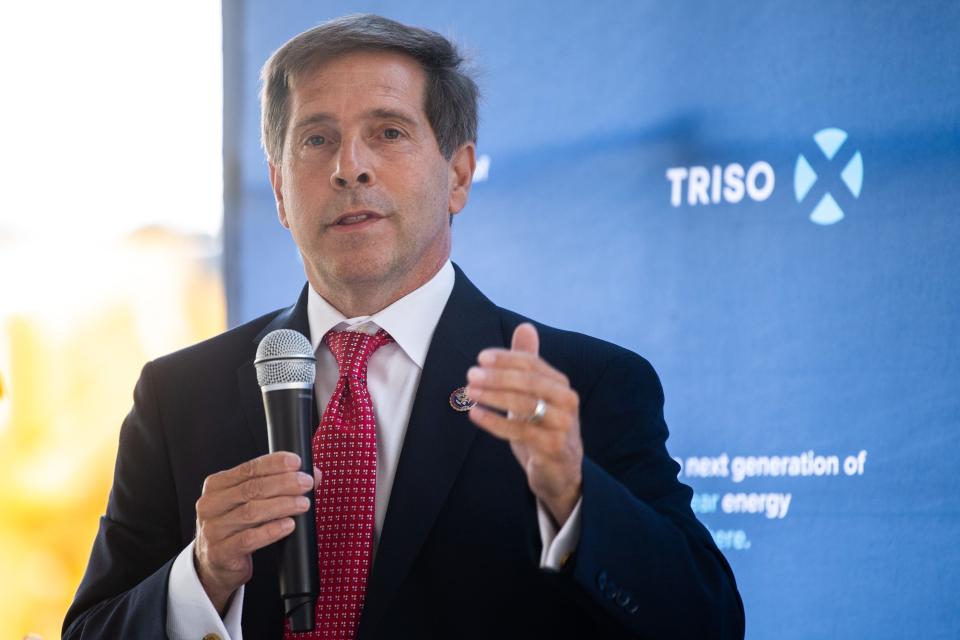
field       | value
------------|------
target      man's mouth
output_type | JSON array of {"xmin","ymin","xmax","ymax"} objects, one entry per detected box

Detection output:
[{"xmin": 333, "ymin": 210, "xmax": 382, "ymax": 226}]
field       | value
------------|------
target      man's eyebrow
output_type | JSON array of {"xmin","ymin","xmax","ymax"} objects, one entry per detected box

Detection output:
[
  {"xmin": 292, "ymin": 113, "xmax": 335, "ymax": 132},
  {"xmin": 291, "ymin": 108, "xmax": 420, "ymax": 133},
  {"xmin": 367, "ymin": 108, "xmax": 419, "ymax": 127}
]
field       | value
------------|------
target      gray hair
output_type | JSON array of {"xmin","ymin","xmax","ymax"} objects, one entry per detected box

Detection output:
[{"xmin": 260, "ymin": 14, "xmax": 479, "ymax": 164}]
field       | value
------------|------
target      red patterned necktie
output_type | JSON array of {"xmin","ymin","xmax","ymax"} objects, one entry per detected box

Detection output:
[{"xmin": 287, "ymin": 328, "xmax": 393, "ymax": 639}]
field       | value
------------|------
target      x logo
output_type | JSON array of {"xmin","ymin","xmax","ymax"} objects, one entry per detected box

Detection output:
[{"xmin": 794, "ymin": 128, "xmax": 864, "ymax": 225}]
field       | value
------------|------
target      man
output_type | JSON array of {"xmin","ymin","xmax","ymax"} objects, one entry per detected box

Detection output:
[{"xmin": 64, "ymin": 14, "xmax": 744, "ymax": 640}]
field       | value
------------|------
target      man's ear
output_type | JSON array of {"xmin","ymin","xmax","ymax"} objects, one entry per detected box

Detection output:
[
  {"xmin": 269, "ymin": 162, "xmax": 289, "ymax": 228},
  {"xmin": 448, "ymin": 142, "xmax": 476, "ymax": 216}
]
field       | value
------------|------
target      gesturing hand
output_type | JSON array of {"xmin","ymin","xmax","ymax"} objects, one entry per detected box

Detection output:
[
  {"xmin": 193, "ymin": 451, "xmax": 317, "ymax": 614},
  {"xmin": 466, "ymin": 323, "xmax": 583, "ymax": 526}
]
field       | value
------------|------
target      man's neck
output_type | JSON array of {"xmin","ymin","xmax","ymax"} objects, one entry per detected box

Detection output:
[
  {"xmin": 310, "ymin": 259, "xmax": 448, "ymax": 318},
  {"xmin": 317, "ymin": 284, "xmax": 408, "ymax": 318}
]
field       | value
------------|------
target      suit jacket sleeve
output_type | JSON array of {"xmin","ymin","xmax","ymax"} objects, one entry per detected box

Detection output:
[
  {"xmin": 562, "ymin": 349, "xmax": 745, "ymax": 638},
  {"xmin": 63, "ymin": 361, "xmax": 183, "ymax": 639}
]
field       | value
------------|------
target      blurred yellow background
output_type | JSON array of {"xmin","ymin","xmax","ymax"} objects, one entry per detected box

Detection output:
[
  {"xmin": 0, "ymin": 3, "xmax": 223, "ymax": 637},
  {"xmin": 0, "ymin": 230, "xmax": 225, "ymax": 639}
]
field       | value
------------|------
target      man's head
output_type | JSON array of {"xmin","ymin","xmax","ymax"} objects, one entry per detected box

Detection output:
[
  {"xmin": 260, "ymin": 15, "xmax": 478, "ymax": 315},
  {"xmin": 261, "ymin": 14, "xmax": 478, "ymax": 165}
]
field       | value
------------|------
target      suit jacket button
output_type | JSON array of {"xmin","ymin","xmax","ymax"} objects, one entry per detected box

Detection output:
[
  {"xmin": 626, "ymin": 601, "xmax": 640, "ymax": 614},
  {"xmin": 596, "ymin": 570, "xmax": 608, "ymax": 591},
  {"xmin": 616, "ymin": 591, "xmax": 631, "ymax": 607},
  {"xmin": 604, "ymin": 582, "xmax": 619, "ymax": 601}
]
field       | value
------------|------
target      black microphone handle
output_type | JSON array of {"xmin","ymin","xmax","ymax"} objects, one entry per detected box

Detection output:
[{"xmin": 262, "ymin": 385, "xmax": 319, "ymax": 632}]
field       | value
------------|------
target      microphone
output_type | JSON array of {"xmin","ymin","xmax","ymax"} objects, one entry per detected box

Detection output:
[{"xmin": 254, "ymin": 329, "xmax": 319, "ymax": 631}]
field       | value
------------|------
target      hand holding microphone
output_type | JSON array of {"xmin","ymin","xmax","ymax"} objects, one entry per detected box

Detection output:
[
  {"xmin": 193, "ymin": 451, "xmax": 314, "ymax": 615},
  {"xmin": 194, "ymin": 329, "xmax": 319, "ymax": 629}
]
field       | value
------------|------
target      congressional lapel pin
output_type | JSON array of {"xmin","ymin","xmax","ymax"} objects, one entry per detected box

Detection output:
[{"xmin": 449, "ymin": 386, "xmax": 476, "ymax": 412}]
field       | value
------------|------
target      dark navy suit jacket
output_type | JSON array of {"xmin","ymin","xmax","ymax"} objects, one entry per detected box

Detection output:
[{"xmin": 64, "ymin": 265, "xmax": 744, "ymax": 639}]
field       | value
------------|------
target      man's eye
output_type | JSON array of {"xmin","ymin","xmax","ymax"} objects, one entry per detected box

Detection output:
[
  {"xmin": 306, "ymin": 135, "xmax": 325, "ymax": 146},
  {"xmin": 383, "ymin": 128, "xmax": 401, "ymax": 140}
]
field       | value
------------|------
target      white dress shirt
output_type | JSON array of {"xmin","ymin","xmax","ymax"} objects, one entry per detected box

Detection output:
[{"xmin": 166, "ymin": 260, "xmax": 582, "ymax": 639}]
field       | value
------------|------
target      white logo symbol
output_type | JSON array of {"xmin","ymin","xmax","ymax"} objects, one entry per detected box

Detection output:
[{"xmin": 794, "ymin": 128, "xmax": 863, "ymax": 225}]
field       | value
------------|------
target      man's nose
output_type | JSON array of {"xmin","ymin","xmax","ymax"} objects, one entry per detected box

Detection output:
[{"xmin": 330, "ymin": 137, "xmax": 374, "ymax": 189}]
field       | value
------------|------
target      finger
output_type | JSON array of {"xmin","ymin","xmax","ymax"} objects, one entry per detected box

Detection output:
[
  {"xmin": 205, "ymin": 495, "xmax": 311, "ymax": 541},
  {"xmin": 314, "ymin": 465, "xmax": 322, "ymax": 489},
  {"xmin": 464, "ymin": 388, "xmax": 568, "ymax": 429},
  {"xmin": 198, "ymin": 470, "xmax": 313, "ymax": 520},
  {"xmin": 511, "ymin": 322, "xmax": 539, "ymax": 355},
  {"xmin": 219, "ymin": 517, "xmax": 296, "ymax": 559},
  {"xmin": 465, "ymin": 368, "xmax": 576, "ymax": 409},
  {"xmin": 203, "ymin": 451, "xmax": 302, "ymax": 492},
  {"xmin": 469, "ymin": 405, "xmax": 552, "ymax": 448},
  {"xmin": 476, "ymin": 349, "xmax": 568, "ymax": 385}
]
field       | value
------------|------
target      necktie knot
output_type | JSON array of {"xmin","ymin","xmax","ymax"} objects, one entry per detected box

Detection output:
[{"xmin": 324, "ymin": 328, "xmax": 393, "ymax": 382}]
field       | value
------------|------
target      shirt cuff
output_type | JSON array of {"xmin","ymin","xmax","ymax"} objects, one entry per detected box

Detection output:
[
  {"xmin": 166, "ymin": 540, "xmax": 245, "ymax": 640},
  {"xmin": 536, "ymin": 497, "xmax": 582, "ymax": 571}
]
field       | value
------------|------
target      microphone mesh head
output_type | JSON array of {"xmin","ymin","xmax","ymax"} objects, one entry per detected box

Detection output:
[{"xmin": 254, "ymin": 329, "xmax": 316, "ymax": 387}]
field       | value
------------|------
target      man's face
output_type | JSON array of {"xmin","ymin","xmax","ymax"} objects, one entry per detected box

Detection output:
[{"xmin": 270, "ymin": 50, "xmax": 474, "ymax": 304}]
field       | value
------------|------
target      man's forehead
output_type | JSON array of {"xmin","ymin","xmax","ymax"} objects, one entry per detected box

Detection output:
[
  {"xmin": 290, "ymin": 50, "xmax": 426, "ymax": 95},
  {"xmin": 286, "ymin": 51, "xmax": 427, "ymax": 123}
]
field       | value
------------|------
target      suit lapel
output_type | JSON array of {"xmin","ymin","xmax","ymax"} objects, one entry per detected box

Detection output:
[
  {"xmin": 358, "ymin": 265, "xmax": 506, "ymax": 638},
  {"xmin": 236, "ymin": 285, "xmax": 313, "ymax": 457}
]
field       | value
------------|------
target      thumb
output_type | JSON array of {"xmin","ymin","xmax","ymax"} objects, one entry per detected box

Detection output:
[
  {"xmin": 511, "ymin": 322, "xmax": 539, "ymax": 356},
  {"xmin": 313, "ymin": 465, "xmax": 322, "ymax": 489}
]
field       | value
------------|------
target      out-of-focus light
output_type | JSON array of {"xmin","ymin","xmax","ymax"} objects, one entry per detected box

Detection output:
[
  {"xmin": 0, "ymin": 3, "xmax": 224, "ymax": 639},
  {"xmin": 0, "ymin": 348, "xmax": 8, "ymax": 434},
  {"xmin": 0, "ymin": 0, "xmax": 223, "ymax": 240}
]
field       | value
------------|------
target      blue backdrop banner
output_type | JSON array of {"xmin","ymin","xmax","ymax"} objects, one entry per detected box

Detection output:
[{"xmin": 223, "ymin": 2, "xmax": 960, "ymax": 637}]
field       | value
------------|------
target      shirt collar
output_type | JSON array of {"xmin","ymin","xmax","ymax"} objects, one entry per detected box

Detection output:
[{"xmin": 306, "ymin": 260, "xmax": 455, "ymax": 368}]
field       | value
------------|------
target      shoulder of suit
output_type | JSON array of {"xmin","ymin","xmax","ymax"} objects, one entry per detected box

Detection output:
[{"xmin": 493, "ymin": 306, "xmax": 660, "ymax": 388}]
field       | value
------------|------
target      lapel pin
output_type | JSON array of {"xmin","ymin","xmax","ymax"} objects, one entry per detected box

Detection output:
[{"xmin": 449, "ymin": 386, "xmax": 476, "ymax": 412}]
